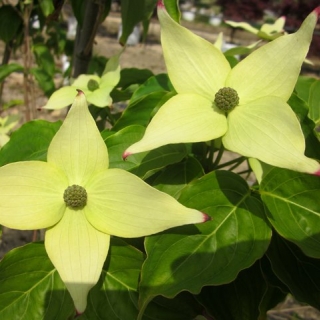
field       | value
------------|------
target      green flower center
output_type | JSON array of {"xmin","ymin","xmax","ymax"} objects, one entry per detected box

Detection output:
[
  {"xmin": 63, "ymin": 185, "xmax": 87, "ymax": 209},
  {"xmin": 87, "ymin": 79, "xmax": 99, "ymax": 92},
  {"xmin": 214, "ymin": 87, "xmax": 239, "ymax": 112}
]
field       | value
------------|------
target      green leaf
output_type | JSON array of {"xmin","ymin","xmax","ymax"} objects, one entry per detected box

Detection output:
[
  {"xmin": 119, "ymin": 0, "xmax": 145, "ymax": 45},
  {"xmin": 139, "ymin": 171, "xmax": 271, "ymax": 314},
  {"xmin": 79, "ymin": 238, "xmax": 144, "ymax": 320},
  {"xmin": 39, "ymin": 0, "xmax": 55, "ymax": 17},
  {"xmin": 33, "ymin": 44, "xmax": 56, "ymax": 76},
  {"xmin": 105, "ymin": 125, "xmax": 187, "ymax": 179},
  {"xmin": 0, "ymin": 5, "xmax": 23, "ymax": 43},
  {"xmin": 267, "ymin": 233, "xmax": 320, "ymax": 310},
  {"xmin": 117, "ymin": 68, "xmax": 154, "ymax": 89},
  {"xmin": 113, "ymin": 74, "xmax": 174, "ymax": 131},
  {"xmin": 144, "ymin": 292, "xmax": 203, "ymax": 319},
  {"xmin": 196, "ymin": 259, "xmax": 277, "ymax": 320},
  {"xmin": 0, "ymin": 63, "xmax": 23, "ymax": 83},
  {"xmin": 308, "ymin": 79, "xmax": 320, "ymax": 123},
  {"xmin": 0, "ymin": 242, "xmax": 74, "ymax": 319},
  {"xmin": 294, "ymin": 75, "xmax": 317, "ymax": 103},
  {"xmin": 150, "ymin": 157, "xmax": 204, "ymax": 198},
  {"xmin": 288, "ymin": 92, "xmax": 320, "ymax": 159},
  {"xmin": 130, "ymin": 73, "xmax": 173, "ymax": 105},
  {"xmin": 0, "ymin": 120, "xmax": 61, "ymax": 166},
  {"xmin": 163, "ymin": 0, "xmax": 180, "ymax": 23},
  {"xmin": 142, "ymin": 0, "xmax": 157, "ymax": 41},
  {"xmin": 30, "ymin": 67, "xmax": 55, "ymax": 96},
  {"xmin": 260, "ymin": 167, "xmax": 320, "ymax": 258},
  {"xmin": 71, "ymin": 0, "xmax": 86, "ymax": 27}
]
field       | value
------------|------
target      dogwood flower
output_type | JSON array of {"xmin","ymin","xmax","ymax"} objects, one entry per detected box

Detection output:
[
  {"xmin": 124, "ymin": 2, "xmax": 320, "ymax": 176},
  {"xmin": 42, "ymin": 53, "xmax": 120, "ymax": 110},
  {"xmin": 0, "ymin": 90, "xmax": 209, "ymax": 313},
  {"xmin": 225, "ymin": 16, "xmax": 286, "ymax": 41}
]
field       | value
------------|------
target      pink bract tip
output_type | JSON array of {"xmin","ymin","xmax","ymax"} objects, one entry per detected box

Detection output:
[
  {"xmin": 314, "ymin": 6, "xmax": 320, "ymax": 17},
  {"xmin": 76, "ymin": 89, "xmax": 84, "ymax": 96},
  {"xmin": 75, "ymin": 310, "xmax": 83, "ymax": 318},
  {"xmin": 122, "ymin": 150, "xmax": 131, "ymax": 160},
  {"xmin": 314, "ymin": 169, "xmax": 320, "ymax": 177},
  {"xmin": 157, "ymin": 0, "xmax": 165, "ymax": 9},
  {"xmin": 202, "ymin": 212, "xmax": 212, "ymax": 222}
]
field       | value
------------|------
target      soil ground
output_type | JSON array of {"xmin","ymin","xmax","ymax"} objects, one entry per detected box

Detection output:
[{"xmin": 0, "ymin": 10, "xmax": 320, "ymax": 320}]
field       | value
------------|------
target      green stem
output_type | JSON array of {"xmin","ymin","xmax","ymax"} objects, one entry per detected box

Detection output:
[
  {"xmin": 105, "ymin": 107, "xmax": 116, "ymax": 126},
  {"xmin": 212, "ymin": 143, "xmax": 225, "ymax": 169},
  {"xmin": 215, "ymin": 156, "xmax": 245, "ymax": 170},
  {"xmin": 228, "ymin": 157, "xmax": 246, "ymax": 171},
  {"xmin": 206, "ymin": 140, "xmax": 216, "ymax": 171}
]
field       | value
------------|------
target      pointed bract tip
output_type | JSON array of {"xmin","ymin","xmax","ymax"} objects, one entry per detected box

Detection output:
[
  {"xmin": 76, "ymin": 89, "xmax": 84, "ymax": 96},
  {"xmin": 314, "ymin": 169, "xmax": 320, "ymax": 177},
  {"xmin": 157, "ymin": 0, "xmax": 165, "ymax": 9},
  {"xmin": 122, "ymin": 150, "xmax": 131, "ymax": 160},
  {"xmin": 313, "ymin": 6, "xmax": 320, "ymax": 17},
  {"xmin": 75, "ymin": 310, "xmax": 83, "ymax": 318},
  {"xmin": 202, "ymin": 212, "xmax": 212, "ymax": 222}
]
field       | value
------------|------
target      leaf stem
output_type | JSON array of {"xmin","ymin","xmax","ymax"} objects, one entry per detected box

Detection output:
[
  {"xmin": 212, "ymin": 143, "xmax": 225, "ymax": 169},
  {"xmin": 215, "ymin": 156, "xmax": 245, "ymax": 170}
]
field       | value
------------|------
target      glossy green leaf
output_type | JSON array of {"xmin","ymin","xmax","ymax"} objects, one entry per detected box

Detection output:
[
  {"xmin": 130, "ymin": 73, "xmax": 173, "ymax": 105},
  {"xmin": 79, "ymin": 238, "xmax": 144, "ymax": 320},
  {"xmin": 0, "ymin": 5, "xmax": 22, "ymax": 43},
  {"xmin": 141, "ymin": 0, "xmax": 157, "ymax": 41},
  {"xmin": 150, "ymin": 157, "xmax": 204, "ymax": 198},
  {"xmin": 119, "ymin": 0, "xmax": 145, "ymax": 45},
  {"xmin": 117, "ymin": 68, "xmax": 154, "ymax": 89},
  {"xmin": 81, "ymin": 237, "xmax": 203, "ymax": 320},
  {"xmin": 0, "ymin": 242, "xmax": 74, "ymax": 319},
  {"xmin": 113, "ymin": 74, "xmax": 174, "ymax": 131},
  {"xmin": 294, "ymin": 75, "xmax": 317, "ymax": 103},
  {"xmin": 288, "ymin": 92, "xmax": 320, "ymax": 160},
  {"xmin": 260, "ymin": 168, "xmax": 320, "ymax": 258},
  {"xmin": 139, "ymin": 171, "xmax": 271, "ymax": 314},
  {"xmin": 267, "ymin": 233, "xmax": 320, "ymax": 310},
  {"xmin": 308, "ymin": 79, "xmax": 320, "ymax": 123},
  {"xmin": 105, "ymin": 125, "xmax": 187, "ymax": 179},
  {"xmin": 163, "ymin": 0, "xmax": 180, "ymax": 23},
  {"xmin": 0, "ymin": 63, "xmax": 23, "ymax": 83},
  {"xmin": 0, "ymin": 120, "xmax": 61, "ymax": 166},
  {"xmin": 196, "ymin": 260, "xmax": 271, "ymax": 320}
]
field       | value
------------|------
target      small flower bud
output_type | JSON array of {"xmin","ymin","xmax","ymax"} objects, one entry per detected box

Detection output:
[
  {"xmin": 63, "ymin": 185, "xmax": 87, "ymax": 209},
  {"xmin": 214, "ymin": 87, "xmax": 239, "ymax": 112},
  {"xmin": 87, "ymin": 79, "xmax": 99, "ymax": 92}
]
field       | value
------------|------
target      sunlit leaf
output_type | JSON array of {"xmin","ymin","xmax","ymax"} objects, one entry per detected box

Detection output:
[
  {"xmin": 139, "ymin": 171, "xmax": 271, "ymax": 313},
  {"xmin": 0, "ymin": 242, "xmax": 74, "ymax": 319},
  {"xmin": 0, "ymin": 120, "xmax": 61, "ymax": 166},
  {"xmin": 261, "ymin": 168, "xmax": 320, "ymax": 258},
  {"xmin": 79, "ymin": 238, "xmax": 144, "ymax": 319}
]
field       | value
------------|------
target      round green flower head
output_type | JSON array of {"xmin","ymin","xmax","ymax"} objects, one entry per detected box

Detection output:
[
  {"xmin": 63, "ymin": 185, "xmax": 87, "ymax": 209},
  {"xmin": 87, "ymin": 79, "xmax": 99, "ymax": 92},
  {"xmin": 214, "ymin": 87, "xmax": 239, "ymax": 112}
]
